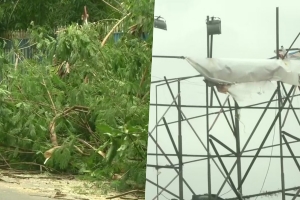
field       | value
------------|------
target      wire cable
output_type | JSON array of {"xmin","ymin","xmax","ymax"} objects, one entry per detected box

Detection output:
[
  {"xmin": 254, "ymin": 98, "xmax": 277, "ymax": 200},
  {"xmin": 220, "ymin": 100, "xmax": 278, "ymax": 198}
]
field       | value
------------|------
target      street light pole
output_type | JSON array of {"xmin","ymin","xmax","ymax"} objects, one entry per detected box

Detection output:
[{"xmin": 206, "ymin": 15, "xmax": 222, "ymax": 200}]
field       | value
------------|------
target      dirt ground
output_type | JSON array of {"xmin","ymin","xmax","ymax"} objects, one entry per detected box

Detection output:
[{"xmin": 0, "ymin": 170, "xmax": 144, "ymax": 200}]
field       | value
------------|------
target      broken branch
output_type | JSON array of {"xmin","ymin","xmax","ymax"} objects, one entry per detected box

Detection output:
[
  {"xmin": 101, "ymin": 13, "xmax": 131, "ymax": 47},
  {"xmin": 106, "ymin": 190, "xmax": 145, "ymax": 199}
]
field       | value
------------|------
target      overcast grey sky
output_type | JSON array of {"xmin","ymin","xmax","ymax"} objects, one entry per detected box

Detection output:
[
  {"xmin": 152, "ymin": 0, "xmax": 300, "ymax": 59},
  {"xmin": 146, "ymin": 1, "xmax": 300, "ymax": 200}
]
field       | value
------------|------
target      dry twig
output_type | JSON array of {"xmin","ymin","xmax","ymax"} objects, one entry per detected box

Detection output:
[
  {"xmin": 0, "ymin": 162, "xmax": 50, "ymax": 171},
  {"xmin": 77, "ymin": 138, "xmax": 106, "ymax": 158},
  {"xmin": 44, "ymin": 146, "xmax": 61, "ymax": 158},
  {"xmin": 42, "ymin": 78, "xmax": 58, "ymax": 115},
  {"xmin": 14, "ymin": 53, "xmax": 20, "ymax": 71},
  {"xmin": 106, "ymin": 190, "xmax": 145, "ymax": 199},
  {"xmin": 101, "ymin": 0, "xmax": 124, "ymax": 14},
  {"xmin": 48, "ymin": 106, "xmax": 89, "ymax": 147},
  {"xmin": 0, "ymin": 153, "xmax": 11, "ymax": 169},
  {"xmin": 101, "ymin": 13, "xmax": 131, "ymax": 47}
]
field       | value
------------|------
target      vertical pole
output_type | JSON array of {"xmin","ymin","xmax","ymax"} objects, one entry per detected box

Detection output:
[
  {"xmin": 278, "ymin": 81, "xmax": 285, "ymax": 200},
  {"xmin": 276, "ymin": 7, "xmax": 286, "ymax": 200},
  {"xmin": 206, "ymin": 84, "xmax": 212, "ymax": 199},
  {"xmin": 209, "ymin": 18, "xmax": 214, "ymax": 106},
  {"xmin": 210, "ymin": 17, "xmax": 214, "ymax": 58},
  {"xmin": 235, "ymin": 102, "xmax": 242, "ymax": 196},
  {"xmin": 178, "ymin": 80, "xmax": 184, "ymax": 200},
  {"xmin": 210, "ymin": 35, "xmax": 213, "ymax": 58},
  {"xmin": 276, "ymin": 8, "xmax": 280, "ymax": 61},
  {"xmin": 207, "ymin": 16, "xmax": 210, "ymax": 58},
  {"xmin": 206, "ymin": 15, "xmax": 212, "ymax": 199}
]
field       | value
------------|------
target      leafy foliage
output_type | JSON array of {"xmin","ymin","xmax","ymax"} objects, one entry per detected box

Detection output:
[
  {"xmin": 0, "ymin": 0, "xmax": 154, "ymax": 191},
  {"xmin": 0, "ymin": 0, "xmax": 120, "ymax": 32}
]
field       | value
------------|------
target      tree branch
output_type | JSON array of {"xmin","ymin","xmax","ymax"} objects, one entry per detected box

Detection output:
[
  {"xmin": 106, "ymin": 190, "xmax": 145, "ymax": 199},
  {"xmin": 48, "ymin": 106, "xmax": 89, "ymax": 146},
  {"xmin": 42, "ymin": 78, "xmax": 57, "ymax": 115},
  {"xmin": 101, "ymin": 0, "xmax": 124, "ymax": 14},
  {"xmin": 101, "ymin": 13, "xmax": 131, "ymax": 47}
]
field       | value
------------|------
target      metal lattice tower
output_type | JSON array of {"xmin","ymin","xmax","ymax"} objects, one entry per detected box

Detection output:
[{"xmin": 145, "ymin": 7, "xmax": 300, "ymax": 200}]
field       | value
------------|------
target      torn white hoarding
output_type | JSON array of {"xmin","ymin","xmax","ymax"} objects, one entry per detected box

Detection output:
[
  {"xmin": 185, "ymin": 56, "xmax": 300, "ymax": 103},
  {"xmin": 186, "ymin": 57, "xmax": 300, "ymax": 86}
]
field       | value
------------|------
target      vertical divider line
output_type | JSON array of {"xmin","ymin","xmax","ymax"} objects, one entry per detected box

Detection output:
[{"xmin": 155, "ymin": 85, "xmax": 159, "ymax": 200}]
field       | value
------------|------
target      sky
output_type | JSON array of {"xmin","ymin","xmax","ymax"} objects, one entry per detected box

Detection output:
[
  {"xmin": 146, "ymin": 1, "xmax": 300, "ymax": 200},
  {"xmin": 152, "ymin": 0, "xmax": 300, "ymax": 59}
]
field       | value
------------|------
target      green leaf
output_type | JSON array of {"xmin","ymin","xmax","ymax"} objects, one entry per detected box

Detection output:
[
  {"xmin": 29, "ymin": 124, "xmax": 36, "ymax": 137},
  {"xmin": 96, "ymin": 123, "xmax": 114, "ymax": 134},
  {"xmin": 0, "ymin": 88, "xmax": 10, "ymax": 96},
  {"xmin": 117, "ymin": 144, "xmax": 127, "ymax": 152},
  {"xmin": 13, "ymin": 147, "xmax": 19, "ymax": 158},
  {"xmin": 11, "ymin": 111, "xmax": 21, "ymax": 125},
  {"xmin": 39, "ymin": 125, "xmax": 47, "ymax": 131}
]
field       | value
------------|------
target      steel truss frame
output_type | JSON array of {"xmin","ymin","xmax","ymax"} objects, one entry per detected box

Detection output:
[{"xmin": 146, "ymin": 7, "xmax": 300, "ymax": 200}]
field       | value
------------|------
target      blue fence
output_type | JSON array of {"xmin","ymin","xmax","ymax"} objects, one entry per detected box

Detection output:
[
  {"xmin": 2, "ymin": 38, "xmax": 35, "ymax": 64},
  {"xmin": 113, "ymin": 32, "xmax": 149, "ymax": 42},
  {"xmin": 1, "ymin": 30, "xmax": 148, "ymax": 65}
]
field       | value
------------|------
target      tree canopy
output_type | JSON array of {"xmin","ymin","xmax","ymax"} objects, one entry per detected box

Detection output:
[{"xmin": 0, "ymin": 0, "xmax": 120, "ymax": 31}]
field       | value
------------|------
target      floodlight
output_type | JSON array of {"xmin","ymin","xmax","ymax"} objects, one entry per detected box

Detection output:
[
  {"xmin": 206, "ymin": 17, "xmax": 221, "ymax": 35},
  {"xmin": 154, "ymin": 16, "xmax": 167, "ymax": 30}
]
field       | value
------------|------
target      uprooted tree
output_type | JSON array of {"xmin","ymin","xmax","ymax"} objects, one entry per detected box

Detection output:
[{"xmin": 0, "ymin": 0, "xmax": 153, "ymax": 191}]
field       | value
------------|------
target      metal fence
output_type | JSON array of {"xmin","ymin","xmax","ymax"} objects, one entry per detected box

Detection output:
[
  {"xmin": 2, "ymin": 38, "xmax": 34, "ymax": 64},
  {"xmin": 1, "ymin": 21, "xmax": 149, "ymax": 64}
]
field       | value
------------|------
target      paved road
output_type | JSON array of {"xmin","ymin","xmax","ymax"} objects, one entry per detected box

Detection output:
[{"xmin": 0, "ymin": 184, "xmax": 50, "ymax": 200}]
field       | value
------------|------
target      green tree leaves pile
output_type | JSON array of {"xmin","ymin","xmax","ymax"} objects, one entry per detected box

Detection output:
[{"xmin": 0, "ymin": 0, "xmax": 153, "ymax": 191}]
